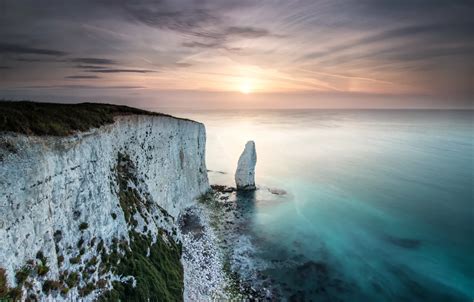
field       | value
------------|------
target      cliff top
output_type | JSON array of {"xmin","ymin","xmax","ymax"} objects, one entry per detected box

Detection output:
[{"xmin": 0, "ymin": 101, "xmax": 183, "ymax": 136}]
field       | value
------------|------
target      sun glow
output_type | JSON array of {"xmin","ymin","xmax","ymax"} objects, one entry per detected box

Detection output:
[{"xmin": 239, "ymin": 79, "xmax": 252, "ymax": 94}]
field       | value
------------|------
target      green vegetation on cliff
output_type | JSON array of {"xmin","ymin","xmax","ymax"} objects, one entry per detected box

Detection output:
[
  {"xmin": 98, "ymin": 152, "xmax": 184, "ymax": 301},
  {"xmin": 0, "ymin": 268, "xmax": 21, "ymax": 301},
  {"xmin": 98, "ymin": 232, "xmax": 183, "ymax": 301},
  {"xmin": 0, "ymin": 100, "xmax": 168, "ymax": 136},
  {"xmin": 0, "ymin": 152, "xmax": 184, "ymax": 301}
]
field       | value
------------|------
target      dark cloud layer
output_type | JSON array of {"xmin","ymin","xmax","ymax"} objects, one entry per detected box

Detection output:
[
  {"xmin": 86, "ymin": 69, "xmax": 155, "ymax": 73},
  {"xmin": 0, "ymin": 42, "xmax": 67, "ymax": 56},
  {"xmin": 70, "ymin": 58, "xmax": 117, "ymax": 65},
  {"xmin": 15, "ymin": 57, "xmax": 54, "ymax": 62},
  {"xmin": 75, "ymin": 65, "xmax": 108, "ymax": 70},
  {"xmin": 65, "ymin": 75, "xmax": 101, "ymax": 79},
  {"xmin": 21, "ymin": 85, "xmax": 144, "ymax": 89}
]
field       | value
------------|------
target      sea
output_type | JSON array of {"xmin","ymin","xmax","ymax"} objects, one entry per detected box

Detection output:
[{"xmin": 157, "ymin": 109, "xmax": 473, "ymax": 301}]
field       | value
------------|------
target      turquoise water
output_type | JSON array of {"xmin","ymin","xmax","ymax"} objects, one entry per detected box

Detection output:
[{"xmin": 163, "ymin": 109, "xmax": 473, "ymax": 301}]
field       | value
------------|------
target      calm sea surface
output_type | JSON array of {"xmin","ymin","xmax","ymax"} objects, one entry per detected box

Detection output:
[{"xmin": 157, "ymin": 109, "xmax": 473, "ymax": 301}]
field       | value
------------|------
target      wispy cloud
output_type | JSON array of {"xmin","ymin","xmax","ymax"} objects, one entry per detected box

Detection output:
[
  {"xmin": 75, "ymin": 65, "xmax": 108, "ymax": 70},
  {"xmin": 15, "ymin": 57, "xmax": 56, "ymax": 62},
  {"xmin": 21, "ymin": 85, "xmax": 145, "ymax": 89},
  {"xmin": 116, "ymin": 2, "xmax": 219, "ymax": 33},
  {"xmin": 86, "ymin": 68, "xmax": 155, "ymax": 73},
  {"xmin": 69, "ymin": 58, "xmax": 117, "ymax": 65},
  {"xmin": 302, "ymin": 23, "xmax": 474, "ymax": 61},
  {"xmin": 112, "ymin": 1, "xmax": 276, "ymax": 50},
  {"xmin": 0, "ymin": 43, "xmax": 67, "ymax": 56},
  {"xmin": 182, "ymin": 41, "xmax": 220, "ymax": 48},
  {"xmin": 224, "ymin": 26, "xmax": 271, "ymax": 38},
  {"xmin": 175, "ymin": 62, "xmax": 193, "ymax": 68},
  {"xmin": 182, "ymin": 25, "xmax": 276, "ymax": 49},
  {"xmin": 65, "ymin": 75, "xmax": 101, "ymax": 79}
]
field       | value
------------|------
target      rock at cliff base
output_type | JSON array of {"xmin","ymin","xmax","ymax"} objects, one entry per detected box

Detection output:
[{"xmin": 235, "ymin": 141, "xmax": 257, "ymax": 190}]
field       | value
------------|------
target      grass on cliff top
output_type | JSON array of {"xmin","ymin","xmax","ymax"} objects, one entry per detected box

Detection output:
[{"xmin": 0, "ymin": 100, "xmax": 173, "ymax": 136}]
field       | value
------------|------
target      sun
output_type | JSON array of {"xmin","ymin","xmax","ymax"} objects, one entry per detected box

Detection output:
[{"xmin": 239, "ymin": 79, "xmax": 252, "ymax": 94}]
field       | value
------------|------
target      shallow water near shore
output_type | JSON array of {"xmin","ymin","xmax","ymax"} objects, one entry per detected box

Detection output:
[{"xmin": 156, "ymin": 109, "xmax": 473, "ymax": 301}]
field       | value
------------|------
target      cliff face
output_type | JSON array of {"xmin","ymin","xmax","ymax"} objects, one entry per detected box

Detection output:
[{"xmin": 0, "ymin": 114, "xmax": 209, "ymax": 300}]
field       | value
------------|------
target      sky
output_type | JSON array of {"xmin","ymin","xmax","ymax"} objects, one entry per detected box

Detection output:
[{"xmin": 0, "ymin": 0, "xmax": 473, "ymax": 109}]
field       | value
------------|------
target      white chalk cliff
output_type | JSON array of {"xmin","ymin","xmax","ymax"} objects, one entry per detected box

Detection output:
[
  {"xmin": 0, "ymin": 114, "xmax": 210, "ymax": 301},
  {"xmin": 235, "ymin": 141, "xmax": 257, "ymax": 190}
]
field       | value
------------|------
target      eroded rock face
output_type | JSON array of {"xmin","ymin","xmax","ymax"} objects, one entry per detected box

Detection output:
[
  {"xmin": 235, "ymin": 141, "xmax": 257, "ymax": 190},
  {"xmin": 0, "ymin": 115, "xmax": 209, "ymax": 301}
]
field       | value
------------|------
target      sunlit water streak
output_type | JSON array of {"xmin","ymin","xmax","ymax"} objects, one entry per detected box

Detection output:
[{"xmin": 155, "ymin": 109, "xmax": 473, "ymax": 301}]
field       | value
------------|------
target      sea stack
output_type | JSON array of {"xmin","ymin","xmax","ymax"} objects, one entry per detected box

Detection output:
[{"xmin": 235, "ymin": 141, "xmax": 257, "ymax": 190}]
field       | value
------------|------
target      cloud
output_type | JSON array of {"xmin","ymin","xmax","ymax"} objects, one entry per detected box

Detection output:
[
  {"xmin": 15, "ymin": 58, "xmax": 48, "ymax": 62},
  {"xmin": 302, "ymin": 22, "xmax": 474, "ymax": 62},
  {"xmin": 70, "ymin": 58, "xmax": 117, "ymax": 65},
  {"xmin": 190, "ymin": 25, "xmax": 274, "ymax": 41},
  {"xmin": 175, "ymin": 62, "xmax": 193, "ymax": 67},
  {"xmin": 182, "ymin": 26, "xmax": 275, "ymax": 49},
  {"xmin": 21, "ymin": 85, "xmax": 145, "ymax": 89},
  {"xmin": 86, "ymin": 68, "xmax": 155, "ymax": 73},
  {"xmin": 65, "ymin": 75, "xmax": 101, "ymax": 79},
  {"xmin": 224, "ymin": 26, "xmax": 270, "ymax": 38},
  {"xmin": 0, "ymin": 66, "xmax": 11, "ymax": 69},
  {"xmin": 370, "ymin": 45, "xmax": 474, "ymax": 63},
  {"xmin": 72, "ymin": 61, "xmax": 156, "ymax": 74},
  {"xmin": 0, "ymin": 43, "xmax": 67, "ymax": 56},
  {"xmin": 182, "ymin": 41, "xmax": 220, "ymax": 48},
  {"xmin": 111, "ymin": 1, "xmax": 275, "ymax": 49},
  {"xmin": 75, "ymin": 65, "xmax": 108, "ymax": 69},
  {"xmin": 115, "ymin": 1, "xmax": 219, "ymax": 34},
  {"xmin": 0, "ymin": 0, "xmax": 472, "ymax": 105}
]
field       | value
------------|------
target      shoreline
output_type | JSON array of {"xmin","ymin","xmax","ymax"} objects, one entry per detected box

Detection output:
[
  {"xmin": 179, "ymin": 204, "xmax": 229, "ymax": 300},
  {"xmin": 180, "ymin": 187, "xmax": 274, "ymax": 301}
]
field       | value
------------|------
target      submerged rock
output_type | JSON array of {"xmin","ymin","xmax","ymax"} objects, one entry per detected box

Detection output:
[
  {"xmin": 211, "ymin": 184, "xmax": 236, "ymax": 193},
  {"xmin": 179, "ymin": 212, "xmax": 205, "ymax": 239},
  {"xmin": 268, "ymin": 188, "xmax": 287, "ymax": 195},
  {"xmin": 383, "ymin": 234, "xmax": 421, "ymax": 249},
  {"xmin": 235, "ymin": 141, "xmax": 257, "ymax": 190}
]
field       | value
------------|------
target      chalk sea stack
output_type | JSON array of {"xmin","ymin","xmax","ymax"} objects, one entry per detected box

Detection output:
[{"xmin": 235, "ymin": 141, "xmax": 257, "ymax": 190}]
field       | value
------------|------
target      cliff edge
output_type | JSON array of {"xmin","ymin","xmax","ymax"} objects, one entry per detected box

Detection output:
[{"xmin": 0, "ymin": 101, "xmax": 209, "ymax": 301}]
